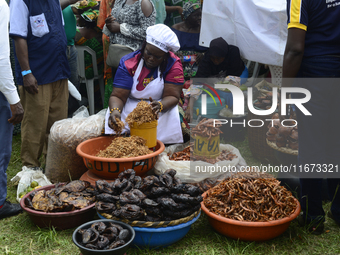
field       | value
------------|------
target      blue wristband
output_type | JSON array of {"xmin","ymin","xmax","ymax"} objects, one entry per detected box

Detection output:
[{"xmin": 21, "ymin": 70, "xmax": 32, "ymax": 76}]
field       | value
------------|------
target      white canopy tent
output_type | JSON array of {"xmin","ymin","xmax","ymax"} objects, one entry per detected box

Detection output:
[{"xmin": 199, "ymin": 0, "xmax": 288, "ymax": 67}]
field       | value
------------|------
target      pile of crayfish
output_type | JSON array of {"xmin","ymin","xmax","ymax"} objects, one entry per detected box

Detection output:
[{"xmin": 204, "ymin": 176, "xmax": 297, "ymax": 222}]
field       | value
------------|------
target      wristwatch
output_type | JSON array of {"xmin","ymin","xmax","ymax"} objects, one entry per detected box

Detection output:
[{"xmin": 21, "ymin": 70, "xmax": 32, "ymax": 76}]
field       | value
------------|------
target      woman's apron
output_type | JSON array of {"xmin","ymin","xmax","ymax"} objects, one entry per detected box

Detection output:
[{"xmin": 104, "ymin": 59, "xmax": 183, "ymax": 144}]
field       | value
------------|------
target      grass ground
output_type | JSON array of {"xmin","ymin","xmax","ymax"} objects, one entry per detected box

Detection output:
[{"xmin": 1, "ymin": 134, "xmax": 339, "ymax": 255}]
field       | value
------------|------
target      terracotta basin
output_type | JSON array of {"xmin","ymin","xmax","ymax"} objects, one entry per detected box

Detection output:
[
  {"xmin": 76, "ymin": 136, "xmax": 165, "ymax": 179},
  {"xmin": 201, "ymin": 192, "xmax": 301, "ymax": 241},
  {"xmin": 20, "ymin": 184, "xmax": 95, "ymax": 230}
]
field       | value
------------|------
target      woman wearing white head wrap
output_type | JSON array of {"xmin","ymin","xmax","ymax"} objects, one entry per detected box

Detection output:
[{"xmin": 104, "ymin": 24, "xmax": 185, "ymax": 144}]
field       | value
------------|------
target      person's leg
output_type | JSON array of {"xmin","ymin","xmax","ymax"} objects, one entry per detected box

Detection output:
[
  {"xmin": 299, "ymin": 179, "xmax": 324, "ymax": 221},
  {"xmin": 0, "ymin": 92, "xmax": 12, "ymax": 205},
  {"xmin": 18, "ymin": 85, "xmax": 51, "ymax": 167},
  {"xmin": 295, "ymin": 56, "xmax": 340, "ymax": 232},
  {"xmin": 67, "ymin": 45, "xmax": 80, "ymax": 116},
  {"xmin": 47, "ymin": 79, "xmax": 69, "ymax": 135},
  {"xmin": 327, "ymin": 179, "xmax": 340, "ymax": 224},
  {"xmin": 0, "ymin": 92, "xmax": 22, "ymax": 219},
  {"xmin": 325, "ymin": 82, "xmax": 340, "ymax": 224}
]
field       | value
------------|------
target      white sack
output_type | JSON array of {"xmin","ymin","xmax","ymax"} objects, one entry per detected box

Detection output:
[{"xmin": 154, "ymin": 143, "xmax": 247, "ymax": 183}]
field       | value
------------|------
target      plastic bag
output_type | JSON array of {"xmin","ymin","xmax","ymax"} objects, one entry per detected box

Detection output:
[
  {"xmin": 11, "ymin": 166, "xmax": 52, "ymax": 202},
  {"xmin": 45, "ymin": 106, "xmax": 107, "ymax": 183},
  {"xmin": 68, "ymin": 80, "xmax": 81, "ymax": 101},
  {"xmin": 154, "ymin": 142, "xmax": 247, "ymax": 183}
]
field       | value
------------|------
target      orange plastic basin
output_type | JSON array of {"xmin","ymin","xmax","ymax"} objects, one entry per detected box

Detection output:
[
  {"xmin": 76, "ymin": 136, "xmax": 165, "ymax": 179},
  {"xmin": 201, "ymin": 192, "xmax": 301, "ymax": 241}
]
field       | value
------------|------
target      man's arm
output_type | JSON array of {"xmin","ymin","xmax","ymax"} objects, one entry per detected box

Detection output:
[
  {"xmin": 282, "ymin": 28, "xmax": 306, "ymax": 87},
  {"xmin": 0, "ymin": 3, "xmax": 24, "ymax": 125},
  {"xmin": 12, "ymin": 37, "xmax": 38, "ymax": 94}
]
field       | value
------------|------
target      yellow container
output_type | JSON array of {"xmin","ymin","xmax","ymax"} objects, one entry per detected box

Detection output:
[
  {"xmin": 130, "ymin": 120, "xmax": 158, "ymax": 148},
  {"xmin": 193, "ymin": 134, "xmax": 220, "ymax": 159}
]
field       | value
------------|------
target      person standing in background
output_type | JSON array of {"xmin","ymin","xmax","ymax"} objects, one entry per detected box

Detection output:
[
  {"xmin": 75, "ymin": 9, "xmax": 104, "ymax": 81},
  {"xmin": 97, "ymin": 0, "xmax": 115, "ymax": 108},
  {"xmin": 282, "ymin": 0, "xmax": 340, "ymax": 234},
  {"xmin": 150, "ymin": 0, "xmax": 166, "ymax": 24},
  {"xmin": 61, "ymin": 1, "xmax": 81, "ymax": 117},
  {"xmin": 171, "ymin": 0, "xmax": 207, "ymax": 79},
  {"xmin": 10, "ymin": 0, "xmax": 70, "ymax": 169},
  {"xmin": 0, "ymin": 0, "xmax": 24, "ymax": 219},
  {"xmin": 103, "ymin": 0, "xmax": 156, "ymax": 107}
]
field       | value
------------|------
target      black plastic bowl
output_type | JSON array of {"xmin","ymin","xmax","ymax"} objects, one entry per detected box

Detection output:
[{"xmin": 72, "ymin": 219, "xmax": 135, "ymax": 255}]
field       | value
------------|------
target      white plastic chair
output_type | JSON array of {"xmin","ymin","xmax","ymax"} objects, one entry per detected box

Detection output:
[
  {"xmin": 76, "ymin": 45, "xmax": 105, "ymax": 115},
  {"xmin": 243, "ymin": 60, "xmax": 261, "ymax": 87},
  {"xmin": 268, "ymin": 65, "xmax": 283, "ymax": 87}
]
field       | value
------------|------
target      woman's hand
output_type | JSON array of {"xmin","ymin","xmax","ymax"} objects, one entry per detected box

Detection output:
[
  {"xmin": 108, "ymin": 110, "xmax": 121, "ymax": 130},
  {"xmin": 150, "ymin": 100, "xmax": 162, "ymax": 116},
  {"xmin": 105, "ymin": 14, "xmax": 121, "ymax": 33}
]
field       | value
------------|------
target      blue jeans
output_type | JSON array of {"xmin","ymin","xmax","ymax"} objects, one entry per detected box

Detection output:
[
  {"xmin": 67, "ymin": 45, "xmax": 80, "ymax": 115},
  {"xmin": 0, "ymin": 92, "xmax": 13, "ymax": 205},
  {"xmin": 294, "ymin": 55, "xmax": 340, "ymax": 223}
]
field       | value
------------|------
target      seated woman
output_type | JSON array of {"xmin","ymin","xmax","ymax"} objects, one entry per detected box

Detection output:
[
  {"xmin": 75, "ymin": 9, "xmax": 104, "ymax": 79},
  {"xmin": 196, "ymin": 37, "xmax": 247, "ymax": 80},
  {"xmin": 171, "ymin": 0, "xmax": 207, "ymax": 79},
  {"xmin": 185, "ymin": 37, "xmax": 248, "ymax": 120},
  {"xmin": 104, "ymin": 24, "xmax": 184, "ymax": 144}
]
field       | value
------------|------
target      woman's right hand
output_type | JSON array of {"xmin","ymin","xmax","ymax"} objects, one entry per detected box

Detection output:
[{"xmin": 108, "ymin": 110, "xmax": 121, "ymax": 130}]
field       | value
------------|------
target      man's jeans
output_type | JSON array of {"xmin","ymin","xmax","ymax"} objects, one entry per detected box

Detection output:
[
  {"xmin": 0, "ymin": 92, "xmax": 13, "ymax": 205},
  {"xmin": 294, "ymin": 55, "xmax": 340, "ymax": 223}
]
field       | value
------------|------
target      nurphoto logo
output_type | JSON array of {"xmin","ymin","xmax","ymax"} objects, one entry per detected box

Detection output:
[{"xmin": 199, "ymin": 84, "xmax": 311, "ymax": 128}]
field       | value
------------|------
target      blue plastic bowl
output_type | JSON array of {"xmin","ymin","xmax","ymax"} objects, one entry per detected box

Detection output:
[{"xmin": 98, "ymin": 212, "xmax": 201, "ymax": 249}]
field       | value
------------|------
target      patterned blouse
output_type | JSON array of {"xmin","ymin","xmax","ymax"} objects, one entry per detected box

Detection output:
[{"xmin": 109, "ymin": 0, "xmax": 156, "ymax": 51}]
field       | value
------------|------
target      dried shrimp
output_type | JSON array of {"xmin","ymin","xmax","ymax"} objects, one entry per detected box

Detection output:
[
  {"xmin": 204, "ymin": 176, "xmax": 297, "ymax": 222},
  {"xmin": 96, "ymin": 136, "xmax": 151, "ymax": 158}
]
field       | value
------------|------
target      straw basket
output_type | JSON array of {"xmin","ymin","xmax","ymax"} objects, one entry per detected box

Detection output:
[{"xmin": 99, "ymin": 209, "xmax": 201, "ymax": 228}]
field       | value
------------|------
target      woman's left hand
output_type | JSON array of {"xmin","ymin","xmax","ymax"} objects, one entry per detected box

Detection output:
[
  {"xmin": 150, "ymin": 100, "xmax": 162, "ymax": 116},
  {"xmin": 105, "ymin": 14, "xmax": 121, "ymax": 33}
]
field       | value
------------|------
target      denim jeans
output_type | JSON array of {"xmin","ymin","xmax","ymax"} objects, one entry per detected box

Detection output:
[
  {"xmin": 0, "ymin": 92, "xmax": 13, "ymax": 205},
  {"xmin": 294, "ymin": 55, "xmax": 340, "ymax": 223},
  {"xmin": 66, "ymin": 45, "xmax": 80, "ymax": 116}
]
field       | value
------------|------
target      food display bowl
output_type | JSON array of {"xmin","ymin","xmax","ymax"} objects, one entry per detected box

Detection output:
[
  {"xmin": 73, "ymin": 219, "xmax": 135, "ymax": 255},
  {"xmin": 201, "ymin": 193, "xmax": 300, "ymax": 241},
  {"xmin": 20, "ymin": 185, "xmax": 96, "ymax": 230},
  {"xmin": 76, "ymin": 136, "xmax": 165, "ymax": 179},
  {"xmin": 98, "ymin": 212, "xmax": 201, "ymax": 248}
]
